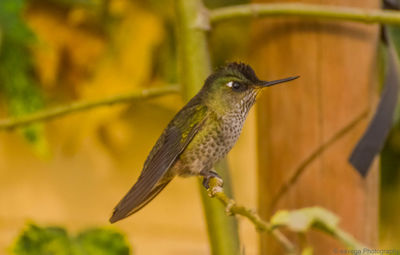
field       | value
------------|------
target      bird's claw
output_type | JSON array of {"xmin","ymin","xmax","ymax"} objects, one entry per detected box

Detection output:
[{"xmin": 202, "ymin": 170, "xmax": 223, "ymax": 191}]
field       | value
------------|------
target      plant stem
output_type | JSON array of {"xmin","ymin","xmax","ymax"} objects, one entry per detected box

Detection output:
[
  {"xmin": 209, "ymin": 3, "xmax": 400, "ymax": 26},
  {"xmin": 207, "ymin": 178, "xmax": 297, "ymax": 254},
  {"xmin": 207, "ymin": 178, "xmax": 367, "ymax": 253},
  {"xmin": 175, "ymin": 0, "xmax": 240, "ymax": 254},
  {"xmin": 0, "ymin": 86, "xmax": 179, "ymax": 130}
]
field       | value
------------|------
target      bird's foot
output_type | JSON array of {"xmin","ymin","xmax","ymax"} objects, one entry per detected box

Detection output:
[{"xmin": 201, "ymin": 170, "xmax": 223, "ymax": 190}]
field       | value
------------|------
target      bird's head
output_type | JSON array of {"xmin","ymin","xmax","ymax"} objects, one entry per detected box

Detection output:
[{"xmin": 202, "ymin": 62, "xmax": 299, "ymax": 115}]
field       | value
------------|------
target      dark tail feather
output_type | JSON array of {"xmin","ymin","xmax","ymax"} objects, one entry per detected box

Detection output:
[{"xmin": 109, "ymin": 180, "xmax": 171, "ymax": 223}]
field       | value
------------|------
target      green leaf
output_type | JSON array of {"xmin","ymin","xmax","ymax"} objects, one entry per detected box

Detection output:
[
  {"xmin": 270, "ymin": 207, "xmax": 364, "ymax": 249},
  {"xmin": 270, "ymin": 207, "xmax": 339, "ymax": 233},
  {"xmin": 0, "ymin": 39, "xmax": 48, "ymax": 156},
  {"xmin": 12, "ymin": 224, "xmax": 72, "ymax": 255},
  {"xmin": 0, "ymin": 0, "xmax": 34, "ymax": 44},
  {"xmin": 12, "ymin": 223, "xmax": 132, "ymax": 255},
  {"xmin": 0, "ymin": 0, "xmax": 48, "ymax": 155},
  {"xmin": 75, "ymin": 228, "xmax": 131, "ymax": 255}
]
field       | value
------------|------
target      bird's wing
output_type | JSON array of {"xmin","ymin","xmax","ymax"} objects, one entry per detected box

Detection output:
[{"xmin": 110, "ymin": 96, "xmax": 208, "ymax": 223}]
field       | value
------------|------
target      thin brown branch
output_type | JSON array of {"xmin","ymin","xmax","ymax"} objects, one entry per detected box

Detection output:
[
  {"xmin": 270, "ymin": 109, "xmax": 369, "ymax": 209},
  {"xmin": 207, "ymin": 178, "xmax": 297, "ymax": 254},
  {"xmin": 0, "ymin": 86, "xmax": 180, "ymax": 131}
]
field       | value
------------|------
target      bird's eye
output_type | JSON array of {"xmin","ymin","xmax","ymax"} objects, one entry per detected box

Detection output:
[{"xmin": 226, "ymin": 81, "xmax": 244, "ymax": 91}]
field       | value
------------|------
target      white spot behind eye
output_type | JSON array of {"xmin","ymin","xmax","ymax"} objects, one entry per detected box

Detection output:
[{"xmin": 226, "ymin": 81, "xmax": 233, "ymax": 88}]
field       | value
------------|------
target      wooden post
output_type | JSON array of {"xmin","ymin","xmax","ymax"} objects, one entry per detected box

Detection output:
[{"xmin": 251, "ymin": 0, "xmax": 380, "ymax": 253}]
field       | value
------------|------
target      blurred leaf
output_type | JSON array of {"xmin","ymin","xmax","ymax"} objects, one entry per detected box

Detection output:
[
  {"xmin": 75, "ymin": 228, "xmax": 130, "ymax": 255},
  {"xmin": 270, "ymin": 207, "xmax": 364, "ymax": 249},
  {"xmin": 12, "ymin": 223, "xmax": 131, "ymax": 255},
  {"xmin": 12, "ymin": 224, "xmax": 72, "ymax": 255},
  {"xmin": 270, "ymin": 207, "xmax": 339, "ymax": 233},
  {"xmin": 0, "ymin": 0, "xmax": 34, "ymax": 43},
  {"xmin": 0, "ymin": 0, "xmax": 48, "ymax": 156}
]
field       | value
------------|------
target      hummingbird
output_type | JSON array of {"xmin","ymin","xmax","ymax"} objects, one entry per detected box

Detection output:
[{"xmin": 109, "ymin": 62, "xmax": 298, "ymax": 223}]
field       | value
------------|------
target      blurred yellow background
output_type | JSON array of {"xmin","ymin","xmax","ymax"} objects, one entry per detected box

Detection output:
[
  {"xmin": 2, "ymin": 0, "xmax": 400, "ymax": 254},
  {"xmin": 0, "ymin": 0, "xmax": 259, "ymax": 254}
]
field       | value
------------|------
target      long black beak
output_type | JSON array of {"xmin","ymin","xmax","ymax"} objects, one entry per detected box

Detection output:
[{"xmin": 258, "ymin": 76, "xmax": 300, "ymax": 87}]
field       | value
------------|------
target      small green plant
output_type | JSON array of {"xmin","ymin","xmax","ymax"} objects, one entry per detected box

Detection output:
[{"xmin": 11, "ymin": 223, "xmax": 131, "ymax": 255}]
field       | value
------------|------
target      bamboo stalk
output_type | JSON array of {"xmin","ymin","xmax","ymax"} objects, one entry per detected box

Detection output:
[{"xmin": 175, "ymin": 0, "xmax": 240, "ymax": 254}]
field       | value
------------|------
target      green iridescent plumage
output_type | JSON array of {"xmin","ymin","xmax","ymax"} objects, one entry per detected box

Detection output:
[
  {"xmin": 110, "ymin": 62, "xmax": 298, "ymax": 223},
  {"xmin": 110, "ymin": 96, "xmax": 208, "ymax": 223}
]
